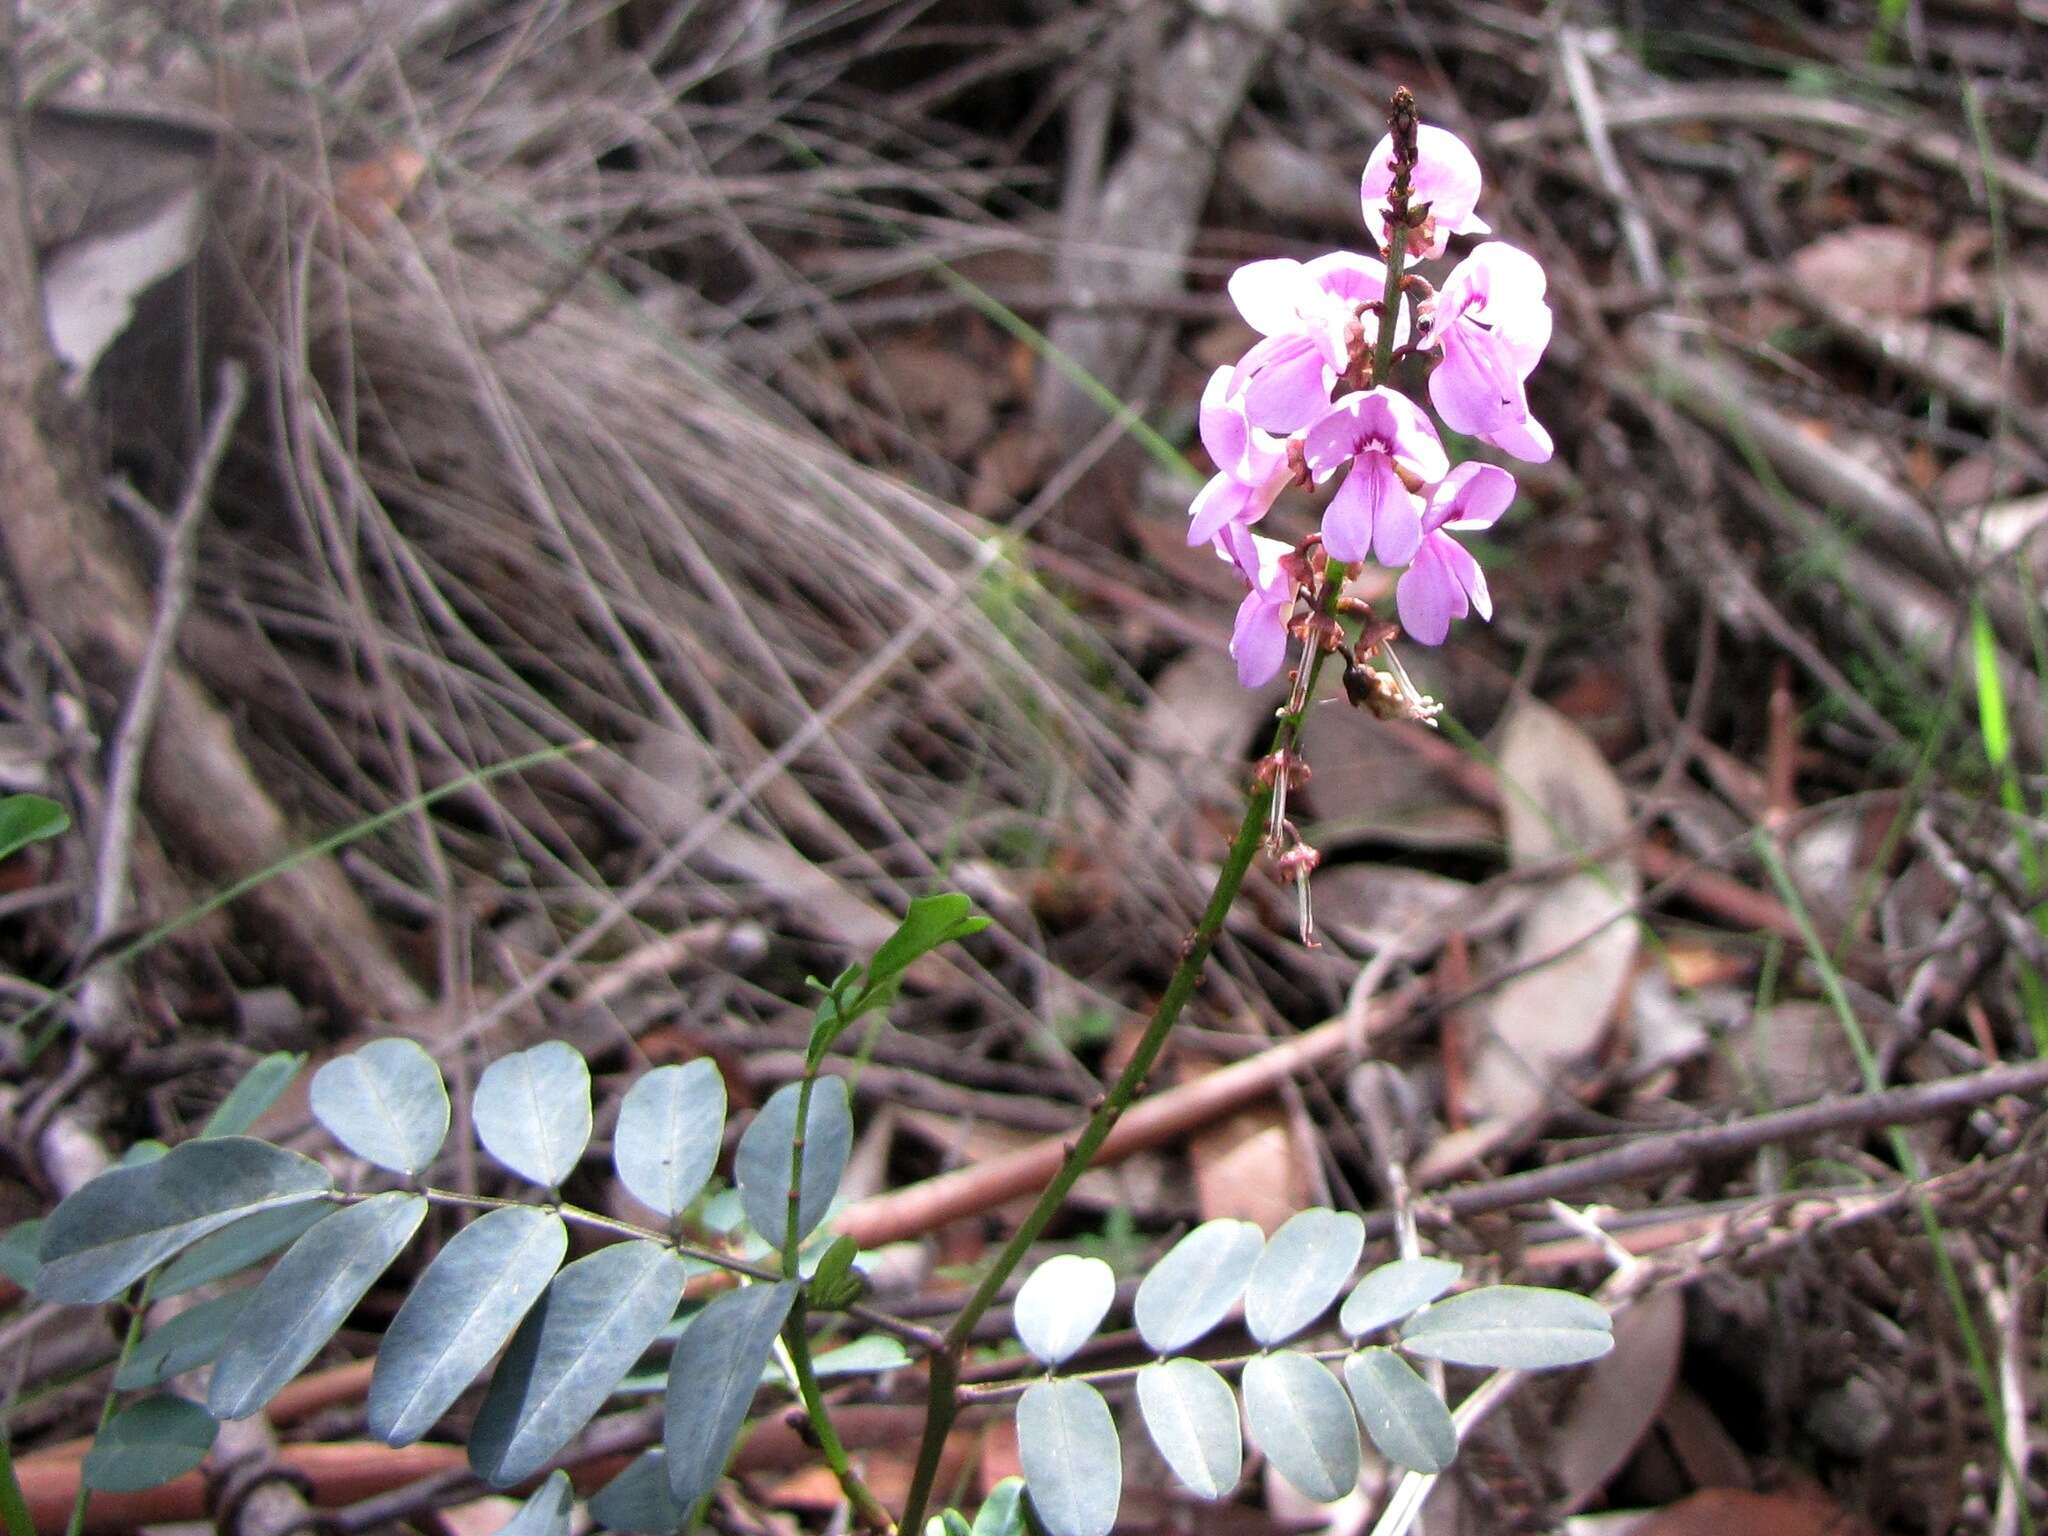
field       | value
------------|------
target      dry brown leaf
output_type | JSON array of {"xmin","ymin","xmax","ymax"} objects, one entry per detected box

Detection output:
[
  {"xmin": 1790, "ymin": 225, "xmax": 1971, "ymax": 318},
  {"xmin": 1127, "ymin": 648, "xmax": 1270, "ymax": 835},
  {"xmin": 1417, "ymin": 698, "xmax": 1640, "ymax": 1181},
  {"xmin": 1554, "ymin": 1290, "xmax": 1686, "ymax": 1513},
  {"xmin": 1628, "ymin": 1485, "xmax": 1876, "ymax": 1536},
  {"xmin": 1180, "ymin": 1056, "xmax": 1311, "ymax": 1232}
]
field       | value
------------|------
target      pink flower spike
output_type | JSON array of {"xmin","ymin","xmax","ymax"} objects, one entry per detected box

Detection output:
[
  {"xmin": 1362, "ymin": 125, "xmax": 1490, "ymax": 260},
  {"xmin": 1215, "ymin": 524, "xmax": 1301, "ymax": 688},
  {"xmin": 1426, "ymin": 242, "xmax": 1554, "ymax": 464},
  {"xmin": 1299, "ymin": 388, "xmax": 1447, "ymax": 566},
  {"xmin": 1395, "ymin": 462, "xmax": 1515, "ymax": 646}
]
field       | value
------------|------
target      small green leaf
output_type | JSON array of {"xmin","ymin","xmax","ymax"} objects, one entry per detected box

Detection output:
[
  {"xmin": 81, "ymin": 1396, "xmax": 217, "ymax": 1493},
  {"xmin": 470, "ymin": 1240, "xmax": 688, "ymax": 1487},
  {"xmin": 119, "ymin": 1141, "xmax": 168, "ymax": 1167},
  {"xmin": 1241, "ymin": 1350, "xmax": 1359, "ymax": 1503},
  {"xmin": 498, "ymin": 1469, "xmax": 575, "ymax": 1536},
  {"xmin": 1013, "ymin": 1254, "xmax": 1115, "ymax": 1366},
  {"xmin": 201, "ymin": 1052, "xmax": 305, "ymax": 1140},
  {"xmin": 807, "ymin": 1233, "xmax": 864, "ymax": 1309},
  {"xmin": 1343, "ymin": 1348, "xmax": 1456, "ymax": 1474},
  {"xmin": 0, "ymin": 794, "xmax": 68, "ymax": 863},
  {"xmin": 1399, "ymin": 1285, "xmax": 1613, "ymax": 1370},
  {"xmin": 1018, "ymin": 1378, "xmax": 1121, "ymax": 1536},
  {"xmin": 1133, "ymin": 1219, "xmax": 1263, "ymax": 1355},
  {"xmin": 970, "ymin": 1477, "xmax": 1028, "ymax": 1536},
  {"xmin": 868, "ymin": 893, "xmax": 985, "ymax": 988},
  {"xmin": 1244, "ymin": 1208, "xmax": 1364, "ymax": 1347},
  {"xmin": 1974, "ymin": 601, "xmax": 2011, "ymax": 767},
  {"xmin": 370, "ymin": 1206, "xmax": 568, "ymax": 1446},
  {"xmin": 588, "ymin": 1450, "xmax": 685, "ymax": 1533},
  {"xmin": 938, "ymin": 1512, "xmax": 972, "ymax": 1536},
  {"xmin": 473, "ymin": 1042, "xmax": 592, "ymax": 1189},
  {"xmin": 1135, "ymin": 1358, "xmax": 1241, "ymax": 1501},
  {"xmin": 116, "ymin": 1290, "xmax": 248, "ymax": 1390},
  {"xmin": 210, "ymin": 1192, "xmax": 426, "ymax": 1420},
  {"xmin": 664, "ymin": 1281, "xmax": 797, "ymax": 1507},
  {"xmin": 154, "ymin": 1202, "xmax": 333, "ymax": 1298},
  {"xmin": 311, "ymin": 1039, "xmax": 450, "ymax": 1176},
  {"xmin": 733, "ymin": 1078, "xmax": 852, "ymax": 1249},
  {"xmin": 613, "ymin": 1060, "xmax": 725, "ymax": 1219},
  {"xmin": 813, "ymin": 1334, "xmax": 910, "ymax": 1376},
  {"xmin": 0, "ymin": 1219, "xmax": 43, "ymax": 1289},
  {"xmin": 36, "ymin": 1138, "xmax": 333, "ymax": 1304},
  {"xmin": 1339, "ymin": 1258, "xmax": 1461, "ymax": 1339}
]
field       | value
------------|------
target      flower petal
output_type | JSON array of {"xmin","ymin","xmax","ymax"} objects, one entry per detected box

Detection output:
[
  {"xmin": 1228, "ymin": 259, "xmax": 1310, "ymax": 337},
  {"xmin": 1395, "ymin": 538, "xmax": 1466, "ymax": 646},
  {"xmin": 1188, "ymin": 472, "xmax": 1255, "ymax": 546},
  {"xmin": 1320, "ymin": 458, "xmax": 1379, "ymax": 563},
  {"xmin": 1479, "ymin": 410, "xmax": 1554, "ymax": 465},
  {"xmin": 1367, "ymin": 463, "xmax": 1423, "ymax": 567},
  {"xmin": 1238, "ymin": 339, "xmax": 1330, "ymax": 433},
  {"xmin": 1232, "ymin": 590, "xmax": 1289, "ymax": 688},
  {"xmin": 1429, "ymin": 462, "xmax": 1517, "ymax": 532}
]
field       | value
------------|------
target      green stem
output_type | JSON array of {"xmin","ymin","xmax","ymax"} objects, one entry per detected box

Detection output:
[
  {"xmin": 782, "ymin": 1298, "xmax": 898, "ymax": 1532},
  {"xmin": 896, "ymin": 572, "xmax": 1357, "ymax": 1533},
  {"xmin": 783, "ymin": 1073, "xmax": 817, "ymax": 1277},
  {"xmin": 64, "ymin": 1280, "xmax": 151, "ymax": 1536},
  {"xmin": 0, "ymin": 1433, "xmax": 36, "ymax": 1536}
]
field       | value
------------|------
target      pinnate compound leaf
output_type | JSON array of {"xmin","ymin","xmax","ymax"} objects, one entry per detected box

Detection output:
[
  {"xmin": 498, "ymin": 1469, "xmax": 575, "ymax": 1536},
  {"xmin": 1018, "ymin": 1378, "xmax": 1121, "ymax": 1536},
  {"xmin": 1014, "ymin": 1253, "xmax": 1115, "ymax": 1366},
  {"xmin": 154, "ymin": 1202, "xmax": 332, "ymax": 1298},
  {"xmin": 201, "ymin": 1051, "xmax": 305, "ymax": 1140},
  {"xmin": 116, "ymin": 1289, "xmax": 248, "ymax": 1390},
  {"xmin": 36, "ymin": 1137, "xmax": 333, "ymax": 1304},
  {"xmin": 470, "ymin": 1240, "xmax": 688, "ymax": 1487},
  {"xmin": 734, "ymin": 1077, "xmax": 851, "ymax": 1248},
  {"xmin": 1339, "ymin": 1257, "xmax": 1461, "ymax": 1339},
  {"xmin": 664, "ymin": 1281, "xmax": 798, "ymax": 1507},
  {"xmin": 589, "ymin": 1450, "xmax": 685, "ymax": 1533},
  {"xmin": 81, "ymin": 1395, "xmax": 217, "ymax": 1493},
  {"xmin": 1399, "ymin": 1285, "xmax": 1613, "ymax": 1370},
  {"xmin": 613, "ymin": 1059, "xmax": 725, "ymax": 1218},
  {"xmin": 1343, "ymin": 1348, "xmax": 1456, "ymax": 1474},
  {"xmin": 1241, "ymin": 1350, "xmax": 1360, "ymax": 1503},
  {"xmin": 1135, "ymin": 1358, "xmax": 1241, "ymax": 1500},
  {"xmin": 1133, "ymin": 1218, "xmax": 1263, "ymax": 1355},
  {"xmin": 370, "ymin": 1205, "xmax": 569, "ymax": 1445},
  {"xmin": 1244, "ymin": 1208, "xmax": 1364, "ymax": 1346},
  {"xmin": 474, "ymin": 1042, "xmax": 592, "ymax": 1188},
  {"xmin": 210, "ymin": 1192, "xmax": 426, "ymax": 1420},
  {"xmin": 0, "ymin": 793, "xmax": 68, "ymax": 861},
  {"xmin": 311, "ymin": 1039, "xmax": 449, "ymax": 1175},
  {"xmin": 972, "ymin": 1477, "xmax": 1028, "ymax": 1536}
]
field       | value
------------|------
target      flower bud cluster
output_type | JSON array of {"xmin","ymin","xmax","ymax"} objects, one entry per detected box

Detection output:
[{"xmin": 1191, "ymin": 118, "xmax": 1553, "ymax": 687}]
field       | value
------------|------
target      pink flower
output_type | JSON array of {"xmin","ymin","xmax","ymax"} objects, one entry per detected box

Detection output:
[
  {"xmin": 1361, "ymin": 125, "xmax": 1490, "ymax": 260},
  {"xmin": 1187, "ymin": 367, "xmax": 1291, "ymax": 546},
  {"xmin": 1300, "ymin": 388, "xmax": 1447, "ymax": 566},
  {"xmin": 1397, "ymin": 462, "xmax": 1514, "ymax": 645},
  {"xmin": 1225, "ymin": 252, "xmax": 1387, "ymax": 433},
  {"xmin": 1216, "ymin": 523, "xmax": 1302, "ymax": 688},
  {"xmin": 1425, "ymin": 242, "xmax": 1553, "ymax": 463}
]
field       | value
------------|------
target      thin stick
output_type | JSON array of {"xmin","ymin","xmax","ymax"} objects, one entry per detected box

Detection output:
[{"xmin": 79, "ymin": 361, "xmax": 248, "ymax": 1034}]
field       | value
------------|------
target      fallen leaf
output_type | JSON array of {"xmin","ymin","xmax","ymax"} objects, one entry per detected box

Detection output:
[
  {"xmin": 1181, "ymin": 1056, "xmax": 1310, "ymax": 1232},
  {"xmin": 1126, "ymin": 648, "xmax": 1271, "ymax": 837},
  {"xmin": 42, "ymin": 184, "xmax": 204, "ymax": 386},
  {"xmin": 1555, "ymin": 1290, "xmax": 1686, "ymax": 1513},
  {"xmin": 1417, "ymin": 698, "xmax": 1640, "ymax": 1182},
  {"xmin": 1628, "ymin": 1485, "xmax": 1876, "ymax": 1536},
  {"xmin": 1790, "ymin": 225, "xmax": 1970, "ymax": 317}
]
